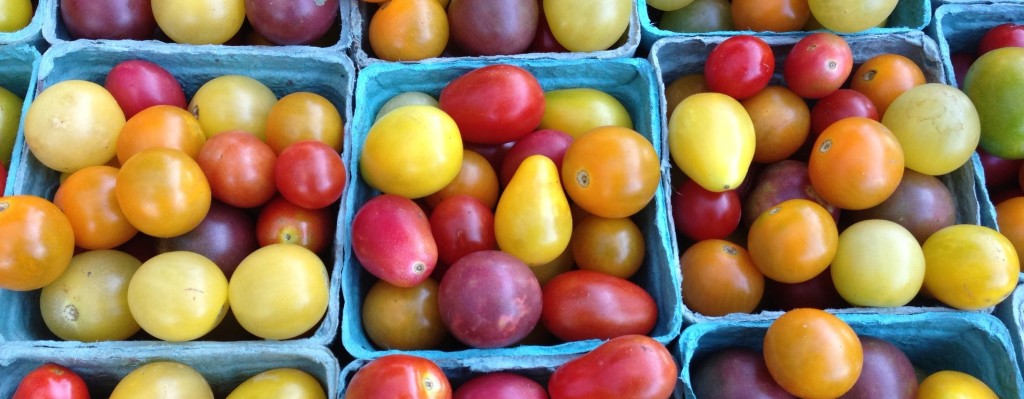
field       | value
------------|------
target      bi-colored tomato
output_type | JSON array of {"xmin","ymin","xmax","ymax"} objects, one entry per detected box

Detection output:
[
  {"xmin": 561, "ymin": 126, "xmax": 661, "ymax": 218},
  {"xmin": 680, "ymin": 239, "xmax": 764, "ymax": 316},
  {"xmin": 104, "ymin": 59, "xmax": 187, "ymax": 119},
  {"xmin": 808, "ymin": 117, "xmax": 905, "ymax": 210},
  {"xmin": 763, "ymin": 308, "xmax": 863, "ymax": 398},
  {"xmin": 963, "ymin": 47, "xmax": 1024, "ymax": 160},
  {"xmin": 747, "ymin": 198, "xmax": 839, "ymax": 284},
  {"xmin": 352, "ymin": 194, "xmax": 438, "ymax": 287},
  {"xmin": 548, "ymin": 335, "xmax": 677, "ymax": 399},
  {"xmin": 439, "ymin": 64, "xmax": 545, "ymax": 145},
  {"xmin": 783, "ymin": 32, "xmax": 853, "ymax": 99},
  {"xmin": 345, "ymin": 355, "xmax": 452, "ymax": 399},
  {"xmin": 13, "ymin": 363, "xmax": 90, "ymax": 399},
  {"xmin": 705, "ymin": 35, "xmax": 774, "ymax": 100},
  {"xmin": 0, "ymin": 195, "xmax": 75, "ymax": 291}
]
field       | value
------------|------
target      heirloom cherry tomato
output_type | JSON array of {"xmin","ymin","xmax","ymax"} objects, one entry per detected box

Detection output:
[
  {"xmin": 547, "ymin": 335, "xmax": 677, "ymax": 399},
  {"xmin": 882, "ymin": 83, "xmax": 980, "ymax": 176},
  {"xmin": 424, "ymin": 149, "xmax": 500, "ymax": 210},
  {"xmin": 345, "ymin": 355, "xmax": 452, "ymax": 399},
  {"xmin": 571, "ymin": 215, "xmax": 645, "ymax": 279},
  {"xmin": 264, "ymin": 92, "xmax": 343, "ymax": 153},
  {"xmin": 660, "ymin": 0, "xmax": 734, "ymax": 33},
  {"xmin": 0, "ymin": 195, "xmax": 75, "ymax": 291},
  {"xmin": 244, "ymin": 0, "xmax": 339, "ymax": 46},
  {"xmin": 24, "ymin": 80, "xmax": 126, "ymax": 173},
  {"xmin": 116, "ymin": 148, "xmax": 212, "ymax": 238},
  {"xmin": 996, "ymin": 197, "xmax": 1024, "ymax": 272},
  {"xmin": 747, "ymin": 199, "xmax": 838, "ymax": 284},
  {"xmin": 809, "ymin": 89, "xmax": 879, "ymax": 137},
  {"xmin": 669, "ymin": 92, "xmax": 755, "ymax": 192},
  {"xmin": 110, "ymin": 362, "xmax": 213, "ymax": 399},
  {"xmin": 227, "ymin": 368, "xmax": 327, "ymax": 399},
  {"xmin": 362, "ymin": 278, "xmax": 447, "ymax": 350},
  {"xmin": 189, "ymin": 75, "xmax": 277, "ymax": 140},
  {"xmin": 922, "ymin": 225, "xmax": 1019, "ymax": 310},
  {"xmin": 439, "ymin": 64, "xmax": 545, "ymax": 145},
  {"xmin": 978, "ymin": 23, "xmax": 1024, "ymax": 56},
  {"xmin": 680, "ymin": 239, "xmax": 764, "ymax": 316},
  {"xmin": 917, "ymin": 371, "xmax": 998, "ymax": 399},
  {"xmin": 672, "ymin": 178, "xmax": 741, "ymax": 241},
  {"xmin": 151, "ymin": 0, "xmax": 245, "ymax": 44},
  {"xmin": 538, "ymin": 88, "xmax": 633, "ymax": 138},
  {"xmin": 830, "ymin": 220, "xmax": 925, "ymax": 307},
  {"xmin": 256, "ymin": 196, "xmax": 333, "ymax": 254},
  {"xmin": 963, "ymin": 47, "xmax": 1024, "ymax": 160},
  {"xmin": 705, "ymin": 35, "xmax": 774, "ymax": 100},
  {"xmin": 807, "ymin": 0, "xmax": 896, "ymax": 33},
  {"xmin": 116, "ymin": 104, "xmax": 206, "ymax": 164},
  {"xmin": 498, "ymin": 128, "xmax": 574, "ymax": 189},
  {"xmin": 61, "ymin": 0, "xmax": 156, "ymax": 40},
  {"xmin": 561, "ymin": 126, "xmax": 661, "ymax": 218},
  {"xmin": 196, "ymin": 131, "xmax": 278, "ymax": 209},
  {"xmin": 808, "ymin": 117, "xmax": 904, "ymax": 210},
  {"xmin": 40, "ymin": 250, "xmax": 142, "ymax": 342},
  {"xmin": 0, "ymin": 0, "xmax": 31, "ymax": 32},
  {"xmin": 495, "ymin": 155, "xmax": 572, "ymax": 266},
  {"xmin": 541, "ymin": 270, "xmax": 657, "ymax": 341},
  {"xmin": 543, "ymin": 0, "xmax": 630, "ymax": 52},
  {"xmin": 741, "ymin": 85, "xmax": 810, "ymax": 163},
  {"xmin": 104, "ymin": 59, "xmax": 187, "ymax": 119},
  {"xmin": 274, "ymin": 140, "xmax": 346, "ymax": 210},
  {"xmin": 647, "ymin": 0, "xmax": 693, "ymax": 11},
  {"xmin": 783, "ymin": 32, "xmax": 853, "ymax": 99},
  {"xmin": 54, "ymin": 166, "xmax": 138, "ymax": 250},
  {"xmin": 763, "ymin": 309, "xmax": 863, "ymax": 398},
  {"xmin": 0, "ymin": 86, "xmax": 22, "ymax": 167},
  {"xmin": 368, "ymin": 0, "xmax": 449, "ymax": 61},
  {"xmin": 127, "ymin": 251, "xmax": 228, "ymax": 341},
  {"xmin": 13, "ymin": 363, "xmax": 90, "ymax": 399},
  {"xmin": 375, "ymin": 92, "xmax": 439, "ymax": 121},
  {"xmin": 731, "ymin": 0, "xmax": 809, "ymax": 32},
  {"xmin": 663, "ymin": 73, "xmax": 708, "ymax": 119},
  {"xmin": 850, "ymin": 53, "xmax": 926, "ymax": 116},
  {"xmin": 429, "ymin": 194, "xmax": 497, "ymax": 267}
]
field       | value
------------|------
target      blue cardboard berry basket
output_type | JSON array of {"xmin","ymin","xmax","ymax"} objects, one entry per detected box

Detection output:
[
  {"xmin": 679, "ymin": 312, "xmax": 1024, "ymax": 399},
  {"xmin": 996, "ymin": 280, "xmax": 1024, "ymax": 378},
  {"xmin": 2, "ymin": 40, "xmax": 355, "ymax": 347},
  {"xmin": 0, "ymin": 44, "xmax": 40, "ymax": 195},
  {"xmin": 929, "ymin": 2, "xmax": 1024, "ymax": 88},
  {"xmin": 638, "ymin": 0, "xmax": 932, "ymax": 52},
  {"xmin": 0, "ymin": 0, "xmax": 44, "ymax": 47},
  {"xmin": 350, "ymin": 1, "xmax": 641, "ymax": 67},
  {"xmin": 39, "ymin": 0, "xmax": 357, "ymax": 51},
  {"xmin": 649, "ymin": 31, "xmax": 999, "ymax": 324},
  {"xmin": 341, "ymin": 57, "xmax": 682, "ymax": 360},
  {"xmin": 0, "ymin": 342, "xmax": 340, "ymax": 397}
]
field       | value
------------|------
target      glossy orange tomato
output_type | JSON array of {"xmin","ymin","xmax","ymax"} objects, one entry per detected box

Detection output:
[
  {"xmin": 571, "ymin": 215, "xmax": 645, "ymax": 279},
  {"xmin": 368, "ymin": 0, "xmax": 449, "ymax": 61},
  {"xmin": 850, "ymin": 53, "xmax": 926, "ymax": 115},
  {"xmin": 53, "ymin": 166, "xmax": 138, "ymax": 250},
  {"xmin": 0, "ymin": 196, "xmax": 75, "ymax": 291},
  {"xmin": 763, "ymin": 308, "xmax": 863, "ymax": 398},
  {"xmin": 561, "ymin": 126, "xmax": 661, "ymax": 218},
  {"xmin": 424, "ymin": 149, "xmax": 499, "ymax": 210},
  {"xmin": 808, "ymin": 117, "xmax": 905, "ymax": 210},
  {"xmin": 680, "ymin": 239, "xmax": 764, "ymax": 316},
  {"xmin": 264, "ymin": 92, "xmax": 343, "ymax": 154},
  {"xmin": 116, "ymin": 105, "xmax": 206, "ymax": 165},
  {"xmin": 747, "ymin": 198, "xmax": 838, "ymax": 283},
  {"xmin": 741, "ymin": 85, "xmax": 810, "ymax": 163},
  {"xmin": 731, "ymin": 0, "xmax": 810, "ymax": 32},
  {"xmin": 116, "ymin": 148, "xmax": 212, "ymax": 238},
  {"xmin": 996, "ymin": 196, "xmax": 1024, "ymax": 272}
]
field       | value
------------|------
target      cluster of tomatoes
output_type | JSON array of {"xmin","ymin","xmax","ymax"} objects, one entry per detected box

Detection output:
[
  {"xmin": 653, "ymin": 0, "xmax": 900, "ymax": 34},
  {"xmin": 352, "ymin": 63, "xmax": 666, "ymax": 352},
  {"xmin": 1, "ymin": 57, "xmax": 346, "ymax": 343},
  {"xmin": 670, "ymin": 32, "xmax": 1019, "ymax": 319},
  {"xmin": 362, "ymin": 0, "xmax": 630, "ymax": 61},
  {"xmin": 58, "ymin": 0, "xmax": 339, "ymax": 45},
  {"xmin": 345, "ymin": 335, "xmax": 677, "ymax": 399},
  {"xmin": 11, "ymin": 362, "xmax": 327, "ymax": 398}
]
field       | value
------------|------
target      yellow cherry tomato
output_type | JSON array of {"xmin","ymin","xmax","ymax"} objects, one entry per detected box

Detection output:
[
  {"xmin": 226, "ymin": 368, "xmax": 327, "ymax": 399},
  {"xmin": 669, "ymin": 92, "xmax": 755, "ymax": 192},
  {"xmin": 922, "ymin": 224, "xmax": 1019, "ymax": 310},
  {"xmin": 127, "ymin": 251, "xmax": 228, "ymax": 341},
  {"xmin": 115, "ymin": 148, "xmax": 211, "ymax": 238},
  {"xmin": 24, "ymin": 80, "xmax": 126, "ymax": 173},
  {"xmin": 40, "ymin": 250, "xmax": 141, "ymax": 341},
  {"xmin": 544, "ymin": 0, "xmax": 631, "ymax": 52},
  {"xmin": 539, "ymin": 88, "xmax": 633, "ymax": 137},
  {"xmin": 110, "ymin": 362, "xmax": 214, "ymax": 399},
  {"xmin": 152, "ymin": 0, "xmax": 245, "ymax": 44},
  {"xmin": 229, "ymin": 244, "xmax": 329, "ymax": 340},
  {"xmin": 917, "ymin": 370, "xmax": 999, "ymax": 399},
  {"xmin": 495, "ymin": 155, "xmax": 573, "ymax": 266},
  {"xmin": 188, "ymin": 75, "xmax": 277, "ymax": 140}
]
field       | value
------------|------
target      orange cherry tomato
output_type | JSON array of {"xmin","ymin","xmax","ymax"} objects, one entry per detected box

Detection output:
[
  {"xmin": 747, "ymin": 198, "xmax": 838, "ymax": 283},
  {"xmin": 571, "ymin": 215, "xmax": 645, "ymax": 279},
  {"xmin": 116, "ymin": 148, "xmax": 212, "ymax": 238},
  {"xmin": 996, "ymin": 196, "xmax": 1024, "ymax": 272},
  {"xmin": 0, "ymin": 195, "xmax": 76, "ymax": 291},
  {"xmin": 53, "ymin": 166, "xmax": 138, "ymax": 250},
  {"xmin": 424, "ymin": 149, "xmax": 499, "ymax": 210},
  {"xmin": 850, "ymin": 53, "xmax": 926, "ymax": 115},
  {"xmin": 264, "ymin": 92, "xmax": 343, "ymax": 154},
  {"xmin": 680, "ymin": 239, "xmax": 764, "ymax": 316},
  {"xmin": 741, "ymin": 85, "xmax": 811, "ymax": 163},
  {"xmin": 731, "ymin": 0, "xmax": 810, "ymax": 32},
  {"xmin": 763, "ymin": 308, "xmax": 863, "ymax": 398},
  {"xmin": 808, "ymin": 117, "xmax": 904, "ymax": 210},
  {"xmin": 116, "ymin": 105, "xmax": 206, "ymax": 165},
  {"xmin": 368, "ymin": 0, "xmax": 449, "ymax": 61},
  {"xmin": 561, "ymin": 126, "xmax": 661, "ymax": 218}
]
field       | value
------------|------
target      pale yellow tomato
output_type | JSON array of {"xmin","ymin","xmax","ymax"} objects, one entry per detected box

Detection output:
[
  {"xmin": 830, "ymin": 219, "xmax": 925, "ymax": 307},
  {"xmin": 110, "ymin": 362, "xmax": 214, "ymax": 399},
  {"xmin": 152, "ymin": 0, "xmax": 245, "ymax": 44},
  {"xmin": 539, "ymin": 88, "xmax": 633, "ymax": 137},
  {"xmin": 669, "ymin": 92, "xmax": 755, "ymax": 192},
  {"xmin": 40, "ymin": 250, "xmax": 141, "ymax": 341},
  {"xmin": 882, "ymin": 83, "xmax": 980, "ymax": 176},
  {"xmin": 226, "ymin": 368, "xmax": 327, "ymax": 399},
  {"xmin": 127, "ymin": 251, "xmax": 229, "ymax": 341},
  {"xmin": 188, "ymin": 75, "xmax": 277, "ymax": 140},
  {"xmin": 807, "ymin": 0, "xmax": 897, "ymax": 33},
  {"xmin": 544, "ymin": 0, "xmax": 631, "ymax": 52},
  {"xmin": 24, "ymin": 80, "xmax": 126, "ymax": 173}
]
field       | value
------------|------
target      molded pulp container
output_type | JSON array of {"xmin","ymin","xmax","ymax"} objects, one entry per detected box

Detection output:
[
  {"xmin": 648, "ymin": 31, "xmax": 997, "ymax": 324},
  {"xmin": 341, "ymin": 57, "xmax": 682, "ymax": 360},
  {"xmin": 679, "ymin": 312, "xmax": 1024, "ymax": 399},
  {"xmin": 2, "ymin": 40, "xmax": 355, "ymax": 347},
  {"xmin": 39, "ymin": 0, "xmax": 358, "ymax": 51},
  {"xmin": 350, "ymin": 1, "xmax": 640, "ymax": 67},
  {"xmin": 0, "ymin": 44, "xmax": 40, "ymax": 196},
  {"xmin": 996, "ymin": 280, "xmax": 1024, "ymax": 377},
  {"xmin": 638, "ymin": 0, "xmax": 932, "ymax": 51},
  {"xmin": 0, "ymin": 343, "xmax": 340, "ymax": 397},
  {"xmin": 930, "ymin": 2, "xmax": 1024, "ymax": 87},
  {"xmin": 0, "ymin": 0, "xmax": 44, "ymax": 47}
]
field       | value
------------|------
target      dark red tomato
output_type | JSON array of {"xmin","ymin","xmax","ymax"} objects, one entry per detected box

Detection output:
[
  {"xmin": 978, "ymin": 147, "xmax": 1023, "ymax": 189},
  {"xmin": 60, "ymin": 0, "xmax": 156, "ymax": 40},
  {"xmin": 439, "ymin": 64, "xmax": 545, "ymax": 145},
  {"xmin": 978, "ymin": 23, "xmax": 1024, "ymax": 56},
  {"xmin": 949, "ymin": 52, "xmax": 976, "ymax": 88},
  {"xmin": 705, "ymin": 35, "xmax": 775, "ymax": 100},
  {"xmin": 244, "ymin": 0, "xmax": 339, "ymax": 45},
  {"xmin": 548, "ymin": 335, "xmax": 677, "ymax": 399},
  {"xmin": 13, "ymin": 363, "xmax": 91, "ymax": 399},
  {"xmin": 464, "ymin": 141, "xmax": 514, "ymax": 175},
  {"xmin": 784, "ymin": 32, "xmax": 853, "ymax": 99},
  {"xmin": 345, "ymin": 354, "xmax": 452, "ymax": 399},
  {"xmin": 274, "ymin": 140, "xmax": 346, "ymax": 210},
  {"xmin": 809, "ymin": 89, "xmax": 879, "ymax": 137},
  {"xmin": 541, "ymin": 270, "xmax": 657, "ymax": 342},
  {"xmin": 429, "ymin": 195, "xmax": 497, "ymax": 268},
  {"xmin": 0, "ymin": 162, "xmax": 7, "ymax": 193},
  {"xmin": 104, "ymin": 59, "xmax": 187, "ymax": 119},
  {"xmin": 529, "ymin": 4, "xmax": 567, "ymax": 53},
  {"xmin": 499, "ymin": 129, "xmax": 573, "ymax": 188},
  {"xmin": 197, "ymin": 130, "xmax": 277, "ymax": 209},
  {"xmin": 256, "ymin": 195, "xmax": 333, "ymax": 254},
  {"xmin": 672, "ymin": 178, "xmax": 741, "ymax": 241}
]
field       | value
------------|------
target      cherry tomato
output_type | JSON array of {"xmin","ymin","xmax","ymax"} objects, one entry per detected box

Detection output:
[
  {"xmin": 498, "ymin": 129, "xmax": 573, "ymax": 188},
  {"xmin": 256, "ymin": 195, "xmax": 333, "ymax": 254},
  {"xmin": 40, "ymin": 250, "xmax": 142, "ymax": 342},
  {"xmin": 0, "ymin": 163, "xmax": 7, "ymax": 191},
  {"xmin": 705, "ymin": 35, "xmax": 774, "ymax": 100},
  {"xmin": 784, "ymin": 32, "xmax": 853, "ymax": 99},
  {"xmin": 541, "ymin": 270, "xmax": 657, "ymax": 341},
  {"xmin": 116, "ymin": 104, "xmax": 206, "ymax": 164},
  {"xmin": 0, "ymin": 0, "xmax": 31, "ymax": 32},
  {"xmin": 429, "ymin": 194, "xmax": 496, "ymax": 268},
  {"xmin": 731, "ymin": 0, "xmax": 809, "ymax": 32},
  {"xmin": 763, "ymin": 308, "xmax": 863, "ymax": 398},
  {"xmin": 151, "ymin": 0, "xmax": 245, "ymax": 44},
  {"xmin": 807, "ymin": 0, "xmax": 896, "ymax": 33},
  {"xmin": 54, "ymin": 166, "xmax": 138, "ymax": 250},
  {"xmin": 747, "ymin": 198, "xmax": 838, "ymax": 284},
  {"xmin": 362, "ymin": 278, "xmax": 447, "ymax": 350},
  {"xmin": 110, "ymin": 362, "xmax": 213, "ymax": 399},
  {"xmin": 917, "ymin": 370, "xmax": 998, "ymax": 399},
  {"xmin": 830, "ymin": 219, "xmax": 925, "ymax": 307},
  {"xmin": 0, "ymin": 85, "xmax": 22, "ymax": 168},
  {"xmin": 227, "ymin": 368, "xmax": 327, "ymax": 399},
  {"xmin": 809, "ymin": 89, "xmax": 879, "ymax": 137},
  {"xmin": 850, "ymin": 53, "xmax": 926, "ymax": 116},
  {"xmin": 368, "ymin": 0, "xmax": 449, "ymax": 62},
  {"xmin": 978, "ymin": 148, "xmax": 1023, "ymax": 190},
  {"xmin": 439, "ymin": 64, "xmax": 545, "ymax": 145},
  {"xmin": 664, "ymin": 73, "xmax": 708, "ymax": 120},
  {"xmin": 881, "ymin": 83, "xmax": 980, "ymax": 176},
  {"xmin": 0, "ymin": 195, "xmax": 75, "ymax": 291},
  {"xmin": 922, "ymin": 224, "xmax": 1018, "ymax": 310},
  {"xmin": 116, "ymin": 148, "xmax": 212, "ymax": 238},
  {"xmin": 274, "ymin": 140, "xmax": 345, "ymax": 210},
  {"xmin": 672, "ymin": 178, "xmax": 741, "ymax": 241},
  {"xmin": 104, "ymin": 59, "xmax": 187, "ymax": 119},
  {"xmin": 808, "ymin": 117, "xmax": 904, "ymax": 210},
  {"xmin": 24, "ymin": 80, "xmax": 126, "ymax": 173},
  {"xmin": 244, "ymin": 0, "xmax": 339, "ymax": 45},
  {"xmin": 61, "ymin": 0, "xmax": 156, "ymax": 40},
  {"xmin": 741, "ymin": 85, "xmax": 810, "ymax": 163},
  {"xmin": 188, "ymin": 75, "xmax": 277, "ymax": 140},
  {"xmin": 538, "ymin": 88, "xmax": 633, "ymax": 138},
  {"xmin": 495, "ymin": 155, "xmax": 573, "ymax": 266},
  {"xmin": 978, "ymin": 23, "xmax": 1024, "ymax": 56},
  {"xmin": 571, "ymin": 215, "xmax": 645, "ymax": 279},
  {"xmin": 659, "ymin": 0, "xmax": 734, "ymax": 33},
  {"xmin": 543, "ymin": 0, "xmax": 631, "ymax": 52},
  {"xmin": 13, "ymin": 363, "xmax": 90, "ymax": 399},
  {"xmin": 345, "ymin": 355, "xmax": 452, "ymax": 399},
  {"xmin": 424, "ymin": 149, "xmax": 499, "ymax": 210},
  {"xmin": 561, "ymin": 126, "xmax": 661, "ymax": 218},
  {"xmin": 264, "ymin": 91, "xmax": 343, "ymax": 154},
  {"xmin": 547, "ymin": 335, "xmax": 677, "ymax": 399},
  {"xmin": 127, "ymin": 251, "xmax": 228, "ymax": 341},
  {"xmin": 680, "ymin": 239, "xmax": 764, "ymax": 316},
  {"xmin": 996, "ymin": 196, "xmax": 1024, "ymax": 272},
  {"xmin": 196, "ymin": 130, "xmax": 278, "ymax": 209}
]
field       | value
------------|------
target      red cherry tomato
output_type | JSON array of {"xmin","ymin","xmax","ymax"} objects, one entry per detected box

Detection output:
[
  {"xmin": 978, "ymin": 147, "xmax": 1024, "ymax": 189},
  {"xmin": 439, "ymin": 64, "xmax": 545, "ymax": 145},
  {"xmin": 809, "ymin": 89, "xmax": 879, "ymax": 137},
  {"xmin": 541, "ymin": 270, "xmax": 657, "ymax": 341},
  {"xmin": 196, "ymin": 130, "xmax": 278, "ymax": 208},
  {"xmin": 978, "ymin": 23, "xmax": 1024, "ymax": 56},
  {"xmin": 104, "ymin": 59, "xmax": 187, "ymax": 119},
  {"xmin": 256, "ymin": 195, "xmax": 333, "ymax": 254},
  {"xmin": 429, "ymin": 194, "xmax": 497, "ymax": 269},
  {"xmin": 783, "ymin": 32, "xmax": 853, "ymax": 99},
  {"xmin": 274, "ymin": 140, "xmax": 346, "ymax": 209},
  {"xmin": 13, "ymin": 363, "xmax": 91, "ymax": 399},
  {"xmin": 345, "ymin": 354, "xmax": 452, "ymax": 399},
  {"xmin": 672, "ymin": 178, "xmax": 741, "ymax": 241},
  {"xmin": 547, "ymin": 335, "xmax": 678, "ymax": 399},
  {"xmin": 705, "ymin": 35, "xmax": 775, "ymax": 100}
]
